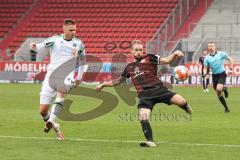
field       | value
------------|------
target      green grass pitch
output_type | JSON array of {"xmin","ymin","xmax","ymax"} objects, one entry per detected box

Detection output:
[{"xmin": 0, "ymin": 83, "xmax": 240, "ymax": 160}]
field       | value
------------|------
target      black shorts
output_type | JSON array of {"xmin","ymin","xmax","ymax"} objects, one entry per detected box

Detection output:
[
  {"xmin": 212, "ymin": 72, "xmax": 227, "ymax": 90},
  {"xmin": 137, "ymin": 90, "xmax": 176, "ymax": 110}
]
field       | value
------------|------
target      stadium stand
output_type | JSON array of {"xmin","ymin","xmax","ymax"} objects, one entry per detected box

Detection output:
[
  {"xmin": 145, "ymin": 0, "xmax": 213, "ymax": 60},
  {"xmin": 1, "ymin": 0, "xmax": 179, "ymax": 60},
  {"xmin": 0, "ymin": 0, "xmax": 212, "ymax": 62},
  {"xmin": 185, "ymin": 0, "xmax": 240, "ymax": 63},
  {"xmin": 0, "ymin": 0, "xmax": 34, "ymax": 38}
]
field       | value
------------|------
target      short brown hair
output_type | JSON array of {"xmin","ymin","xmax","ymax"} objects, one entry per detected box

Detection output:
[
  {"xmin": 131, "ymin": 40, "xmax": 143, "ymax": 50},
  {"xmin": 63, "ymin": 19, "xmax": 76, "ymax": 25},
  {"xmin": 208, "ymin": 41, "xmax": 215, "ymax": 45}
]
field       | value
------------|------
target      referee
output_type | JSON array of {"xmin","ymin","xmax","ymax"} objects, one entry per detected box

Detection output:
[{"xmin": 204, "ymin": 42, "xmax": 233, "ymax": 113}]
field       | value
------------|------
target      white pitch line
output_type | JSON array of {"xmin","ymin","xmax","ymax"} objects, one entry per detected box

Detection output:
[{"xmin": 0, "ymin": 135, "xmax": 240, "ymax": 148}]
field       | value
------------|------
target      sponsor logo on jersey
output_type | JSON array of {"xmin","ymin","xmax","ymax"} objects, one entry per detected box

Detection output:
[{"xmin": 60, "ymin": 45, "xmax": 74, "ymax": 55}]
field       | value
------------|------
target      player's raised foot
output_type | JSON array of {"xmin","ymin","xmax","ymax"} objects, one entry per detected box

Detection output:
[
  {"xmin": 139, "ymin": 141, "xmax": 156, "ymax": 147},
  {"xmin": 224, "ymin": 108, "xmax": 230, "ymax": 113},
  {"xmin": 186, "ymin": 106, "xmax": 192, "ymax": 115},
  {"xmin": 183, "ymin": 105, "xmax": 192, "ymax": 115},
  {"xmin": 43, "ymin": 121, "xmax": 53, "ymax": 133},
  {"xmin": 223, "ymin": 88, "xmax": 228, "ymax": 98},
  {"xmin": 52, "ymin": 123, "xmax": 64, "ymax": 141}
]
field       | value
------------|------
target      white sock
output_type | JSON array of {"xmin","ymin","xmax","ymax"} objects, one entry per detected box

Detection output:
[{"xmin": 48, "ymin": 97, "xmax": 64, "ymax": 123}]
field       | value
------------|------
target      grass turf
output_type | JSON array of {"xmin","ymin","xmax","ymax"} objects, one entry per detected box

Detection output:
[{"xmin": 0, "ymin": 83, "xmax": 240, "ymax": 160}]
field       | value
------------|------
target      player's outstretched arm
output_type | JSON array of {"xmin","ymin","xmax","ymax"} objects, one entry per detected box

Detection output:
[
  {"xmin": 226, "ymin": 55, "xmax": 234, "ymax": 70},
  {"xmin": 96, "ymin": 77, "xmax": 126, "ymax": 92},
  {"xmin": 73, "ymin": 53, "xmax": 87, "ymax": 88},
  {"xmin": 159, "ymin": 50, "xmax": 184, "ymax": 64},
  {"xmin": 30, "ymin": 42, "xmax": 46, "ymax": 53},
  {"xmin": 30, "ymin": 36, "xmax": 56, "ymax": 53}
]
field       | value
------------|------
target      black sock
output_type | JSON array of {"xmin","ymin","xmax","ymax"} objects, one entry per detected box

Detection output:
[
  {"xmin": 206, "ymin": 79, "xmax": 209, "ymax": 89},
  {"xmin": 140, "ymin": 120, "xmax": 153, "ymax": 141},
  {"xmin": 218, "ymin": 96, "xmax": 229, "ymax": 110},
  {"xmin": 180, "ymin": 102, "xmax": 191, "ymax": 114},
  {"xmin": 224, "ymin": 87, "xmax": 227, "ymax": 91},
  {"xmin": 42, "ymin": 112, "xmax": 50, "ymax": 122},
  {"xmin": 181, "ymin": 102, "xmax": 187, "ymax": 110},
  {"xmin": 223, "ymin": 87, "xmax": 229, "ymax": 98},
  {"xmin": 202, "ymin": 77, "xmax": 206, "ymax": 90}
]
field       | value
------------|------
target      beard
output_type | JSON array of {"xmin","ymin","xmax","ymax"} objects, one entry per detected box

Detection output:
[
  {"xmin": 134, "ymin": 56, "xmax": 142, "ymax": 61},
  {"xmin": 134, "ymin": 54, "xmax": 147, "ymax": 61}
]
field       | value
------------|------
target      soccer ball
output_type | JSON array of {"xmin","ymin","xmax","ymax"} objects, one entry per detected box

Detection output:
[{"xmin": 173, "ymin": 65, "xmax": 189, "ymax": 81}]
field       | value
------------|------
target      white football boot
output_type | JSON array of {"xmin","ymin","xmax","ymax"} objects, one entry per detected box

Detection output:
[{"xmin": 139, "ymin": 141, "xmax": 157, "ymax": 147}]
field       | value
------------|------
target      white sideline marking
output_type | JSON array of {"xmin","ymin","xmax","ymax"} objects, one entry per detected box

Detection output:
[{"xmin": 0, "ymin": 135, "xmax": 240, "ymax": 148}]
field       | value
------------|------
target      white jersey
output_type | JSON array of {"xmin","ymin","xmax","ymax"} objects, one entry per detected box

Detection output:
[{"xmin": 36, "ymin": 34, "xmax": 85, "ymax": 77}]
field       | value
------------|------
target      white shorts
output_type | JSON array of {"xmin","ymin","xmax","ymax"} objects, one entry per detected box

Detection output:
[{"xmin": 40, "ymin": 73, "xmax": 74, "ymax": 104}]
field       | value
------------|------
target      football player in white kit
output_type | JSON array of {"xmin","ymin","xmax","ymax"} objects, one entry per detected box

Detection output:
[{"xmin": 30, "ymin": 19, "xmax": 86, "ymax": 140}]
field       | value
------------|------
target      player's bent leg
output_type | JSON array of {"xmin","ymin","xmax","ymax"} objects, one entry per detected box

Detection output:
[
  {"xmin": 40, "ymin": 93, "xmax": 55, "ymax": 133},
  {"xmin": 202, "ymin": 76, "xmax": 206, "ymax": 91},
  {"xmin": 138, "ymin": 108, "xmax": 156, "ymax": 147},
  {"xmin": 216, "ymin": 84, "xmax": 230, "ymax": 112},
  {"xmin": 40, "ymin": 106, "xmax": 54, "ymax": 133},
  {"xmin": 205, "ymin": 75, "xmax": 210, "ymax": 91},
  {"xmin": 170, "ymin": 94, "xmax": 192, "ymax": 114},
  {"xmin": 40, "ymin": 84, "xmax": 56, "ymax": 122},
  {"xmin": 216, "ymin": 84, "xmax": 224, "ymax": 97},
  {"xmin": 223, "ymin": 86, "xmax": 228, "ymax": 98},
  {"xmin": 46, "ymin": 92, "xmax": 65, "ymax": 140},
  {"xmin": 39, "ymin": 104, "xmax": 50, "ymax": 122},
  {"xmin": 48, "ymin": 96, "xmax": 64, "ymax": 124},
  {"xmin": 138, "ymin": 108, "xmax": 151, "ymax": 121}
]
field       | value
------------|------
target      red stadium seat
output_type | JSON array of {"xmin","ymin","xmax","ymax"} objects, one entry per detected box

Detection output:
[
  {"xmin": 4, "ymin": 0, "xmax": 178, "ymax": 55},
  {"xmin": 0, "ymin": 0, "xmax": 33, "ymax": 39}
]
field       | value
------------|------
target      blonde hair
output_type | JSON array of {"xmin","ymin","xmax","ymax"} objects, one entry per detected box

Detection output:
[{"xmin": 131, "ymin": 40, "xmax": 143, "ymax": 50}]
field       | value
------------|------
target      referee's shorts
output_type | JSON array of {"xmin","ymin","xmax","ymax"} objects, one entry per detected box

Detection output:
[{"xmin": 212, "ymin": 71, "xmax": 227, "ymax": 90}]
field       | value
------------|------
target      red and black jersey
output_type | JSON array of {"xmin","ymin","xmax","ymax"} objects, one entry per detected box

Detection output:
[
  {"xmin": 121, "ymin": 54, "xmax": 169, "ymax": 98},
  {"xmin": 199, "ymin": 56, "xmax": 210, "ymax": 75},
  {"xmin": 199, "ymin": 56, "xmax": 205, "ymax": 66}
]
